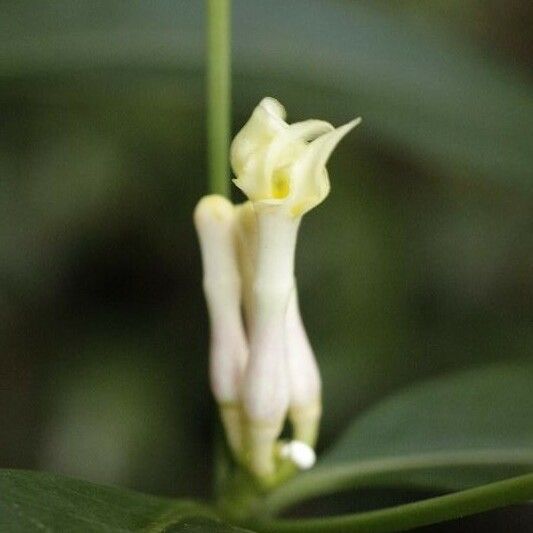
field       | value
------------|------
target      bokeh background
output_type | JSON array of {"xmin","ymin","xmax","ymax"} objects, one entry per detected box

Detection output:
[{"xmin": 1, "ymin": 0, "xmax": 531, "ymax": 501}]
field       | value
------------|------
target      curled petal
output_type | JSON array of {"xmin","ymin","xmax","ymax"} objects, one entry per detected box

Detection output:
[
  {"xmin": 287, "ymin": 120, "xmax": 334, "ymax": 142},
  {"xmin": 231, "ymin": 97, "xmax": 361, "ymax": 218},
  {"xmin": 231, "ymin": 98, "xmax": 287, "ymax": 178},
  {"xmin": 261, "ymin": 120, "xmax": 335, "ymax": 200},
  {"xmin": 260, "ymin": 96, "xmax": 287, "ymax": 120},
  {"xmin": 290, "ymin": 118, "xmax": 361, "ymax": 216}
]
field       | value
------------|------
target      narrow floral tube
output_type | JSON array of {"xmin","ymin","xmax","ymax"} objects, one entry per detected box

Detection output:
[
  {"xmin": 236, "ymin": 203, "xmax": 321, "ymax": 449},
  {"xmin": 193, "ymin": 195, "xmax": 248, "ymax": 457},
  {"xmin": 241, "ymin": 208, "xmax": 300, "ymax": 477}
]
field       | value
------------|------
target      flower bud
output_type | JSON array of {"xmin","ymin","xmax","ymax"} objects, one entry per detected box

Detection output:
[{"xmin": 193, "ymin": 195, "xmax": 248, "ymax": 457}]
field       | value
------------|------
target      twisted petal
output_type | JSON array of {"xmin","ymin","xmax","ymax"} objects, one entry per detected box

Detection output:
[
  {"xmin": 287, "ymin": 120, "xmax": 334, "ymax": 142},
  {"xmin": 289, "ymin": 118, "xmax": 362, "ymax": 216},
  {"xmin": 231, "ymin": 97, "xmax": 361, "ymax": 218},
  {"xmin": 230, "ymin": 97, "xmax": 286, "ymax": 178},
  {"xmin": 262, "ymin": 120, "xmax": 335, "ymax": 200}
]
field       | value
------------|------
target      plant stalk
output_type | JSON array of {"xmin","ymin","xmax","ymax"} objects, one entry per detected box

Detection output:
[{"xmin": 206, "ymin": 0, "xmax": 231, "ymax": 196}]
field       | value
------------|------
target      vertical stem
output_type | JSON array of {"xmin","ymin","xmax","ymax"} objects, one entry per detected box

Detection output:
[
  {"xmin": 206, "ymin": 1, "xmax": 232, "ymax": 501},
  {"xmin": 207, "ymin": 0, "xmax": 231, "ymax": 196}
]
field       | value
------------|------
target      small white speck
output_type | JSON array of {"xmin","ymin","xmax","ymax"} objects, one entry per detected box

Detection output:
[{"xmin": 280, "ymin": 440, "xmax": 316, "ymax": 470}]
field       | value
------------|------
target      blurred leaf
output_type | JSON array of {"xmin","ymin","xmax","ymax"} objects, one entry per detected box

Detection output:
[
  {"xmin": 40, "ymin": 336, "xmax": 184, "ymax": 493},
  {"xmin": 0, "ymin": 470, "xmax": 254, "ymax": 532},
  {"xmin": 264, "ymin": 361, "xmax": 533, "ymax": 512},
  {"xmin": 234, "ymin": 1, "xmax": 533, "ymax": 191},
  {"xmin": 1, "ymin": 1, "xmax": 531, "ymax": 189},
  {"xmin": 322, "ymin": 360, "xmax": 533, "ymax": 488}
]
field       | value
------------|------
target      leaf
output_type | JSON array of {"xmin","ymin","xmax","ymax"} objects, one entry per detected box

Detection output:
[
  {"xmin": 1, "ymin": 1, "xmax": 531, "ymax": 190},
  {"xmin": 263, "ymin": 361, "xmax": 533, "ymax": 514},
  {"xmin": 321, "ymin": 360, "xmax": 533, "ymax": 488},
  {"xmin": 0, "ymin": 470, "xmax": 254, "ymax": 533}
]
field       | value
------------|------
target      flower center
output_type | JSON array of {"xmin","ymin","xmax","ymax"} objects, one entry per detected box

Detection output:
[{"xmin": 272, "ymin": 168, "xmax": 290, "ymax": 199}]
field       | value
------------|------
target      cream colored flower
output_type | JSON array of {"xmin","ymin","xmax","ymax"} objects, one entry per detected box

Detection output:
[
  {"xmin": 194, "ymin": 99, "xmax": 360, "ymax": 481},
  {"xmin": 231, "ymin": 97, "xmax": 360, "ymax": 217},
  {"xmin": 230, "ymin": 98, "xmax": 360, "ymax": 479}
]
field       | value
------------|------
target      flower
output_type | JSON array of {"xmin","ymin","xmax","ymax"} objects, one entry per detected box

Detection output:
[
  {"xmin": 194, "ymin": 98, "xmax": 360, "ymax": 481},
  {"xmin": 231, "ymin": 97, "xmax": 360, "ymax": 217},
  {"xmin": 231, "ymin": 98, "xmax": 360, "ymax": 479}
]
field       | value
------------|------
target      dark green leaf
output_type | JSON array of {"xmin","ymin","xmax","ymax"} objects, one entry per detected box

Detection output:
[
  {"xmin": 0, "ymin": 470, "xmax": 254, "ymax": 532},
  {"xmin": 321, "ymin": 360, "xmax": 533, "ymax": 489},
  {"xmin": 263, "ymin": 361, "xmax": 533, "ymax": 515},
  {"xmin": 1, "ymin": 1, "xmax": 531, "ymax": 190}
]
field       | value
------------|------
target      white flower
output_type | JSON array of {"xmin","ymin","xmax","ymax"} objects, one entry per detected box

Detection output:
[
  {"xmin": 230, "ymin": 98, "xmax": 360, "ymax": 478},
  {"xmin": 231, "ymin": 97, "xmax": 360, "ymax": 217},
  {"xmin": 194, "ymin": 99, "xmax": 360, "ymax": 480}
]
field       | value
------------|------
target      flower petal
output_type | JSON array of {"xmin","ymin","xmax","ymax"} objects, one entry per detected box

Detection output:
[
  {"xmin": 259, "ymin": 97, "xmax": 287, "ymax": 120},
  {"xmin": 290, "ymin": 118, "xmax": 361, "ymax": 215},
  {"xmin": 287, "ymin": 120, "xmax": 334, "ymax": 142},
  {"xmin": 230, "ymin": 98, "xmax": 287, "ymax": 177}
]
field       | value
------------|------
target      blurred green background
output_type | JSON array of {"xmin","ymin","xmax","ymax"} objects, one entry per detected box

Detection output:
[{"xmin": 0, "ymin": 0, "xmax": 531, "ymax": 500}]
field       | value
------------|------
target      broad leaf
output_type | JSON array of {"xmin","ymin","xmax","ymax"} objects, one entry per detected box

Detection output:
[
  {"xmin": 1, "ymin": 1, "xmax": 531, "ymax": 190},
  {"xmin": 0, "ymin": 470, "xmax": 254, "ymax": 532},
  {"xmin": 265, "ymin": 361, "xmax": 533, "ymax": 513},
  {"xmin": 321, "ymin": 360, "xmax": 533, "ymax": 488}
]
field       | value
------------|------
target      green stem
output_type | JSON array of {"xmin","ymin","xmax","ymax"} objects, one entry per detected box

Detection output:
[
  {"xmin": 252, "ymin": 473, "xmax": 533, "ymax": 533},
  {"xmin": 206, "ymin": 0, "xmax": 231, "ymax": 196}
]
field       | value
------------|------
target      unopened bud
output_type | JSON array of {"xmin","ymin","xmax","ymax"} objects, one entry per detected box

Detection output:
[{"xmin": 194, "ymin": 195, "xmax": 248, "ymax": 457}]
